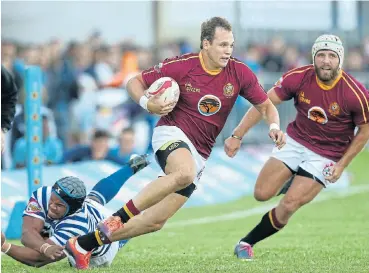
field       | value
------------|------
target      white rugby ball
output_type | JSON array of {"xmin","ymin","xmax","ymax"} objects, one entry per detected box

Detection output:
[{"xmin": 145, "ymin": 77, "xmax": 180, "ymax": 104}]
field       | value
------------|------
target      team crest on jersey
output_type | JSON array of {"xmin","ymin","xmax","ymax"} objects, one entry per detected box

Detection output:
[
  {"xmin": 328, "ymin": 102, "xmax": 340, "ymax": 116},
  {"xmin": 308, "ymin": 106, "xmax": 328, "ymax": 125},
  {"xmin": 223, "ymin": 83, "xmax": 234, "ymax": 98},
  {"xmin": 26, "ymin": 197, "xmax": 42, "ymax": 213},
  {"xmin": 198, "ymin": 95, "xmax": 221, "ymax": 116}
]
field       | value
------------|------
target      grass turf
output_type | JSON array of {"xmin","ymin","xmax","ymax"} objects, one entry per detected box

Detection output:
[{"xmin": 2, "ymin": 150, "xmax": 368, "ymax": 273}]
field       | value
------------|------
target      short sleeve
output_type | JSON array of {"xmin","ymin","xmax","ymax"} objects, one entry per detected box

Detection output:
[
  {"xmin": 23, "ymin": 194, "xmax": 46, "ymax": 221},
  {"xmin": 350, "ymin": 83, "xmax": 369, "ymax": 126},
  {"xmin": 239, "ymin": 66, "xmax": 268, "ymax": 105},
  {"xmin": 141, "ymin": 55, "xmax": 191, "ymax": 88},
  {"xmin": 273, "ymin": 71, "xmax": 302, "ymax": 101}
]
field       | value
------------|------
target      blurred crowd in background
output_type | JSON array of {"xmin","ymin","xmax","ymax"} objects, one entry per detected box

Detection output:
[{"xmin": 2, "ymin": 31, "xmax": 369, "ymax": 170}]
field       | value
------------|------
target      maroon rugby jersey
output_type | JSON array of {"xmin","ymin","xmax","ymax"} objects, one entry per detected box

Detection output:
[
  {"xmin": 274, "ymin": 64, "xmax": 369, "ymax": 161},
  {"xmin": 142, "ymin": 52, "xmax": 268, "ymax": 159}
]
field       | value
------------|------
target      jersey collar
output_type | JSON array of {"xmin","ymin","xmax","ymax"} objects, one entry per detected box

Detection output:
[
  {"xmin": 199, "ymin": 51, "xmax": 222, "ymax": 76},
  {"xmin": 315, "ymin": 70, "xmax": 342, "ymax": 90}
]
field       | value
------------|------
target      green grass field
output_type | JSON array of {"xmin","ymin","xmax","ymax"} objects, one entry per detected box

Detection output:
[{"xmin": 2, "ymin": 150, "xmax": 369, "ymax": 273}]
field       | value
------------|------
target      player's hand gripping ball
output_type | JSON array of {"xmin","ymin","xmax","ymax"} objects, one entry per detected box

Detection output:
[{"xmin": 145, "ymin": 77, "xmax": 180, "ymax": 116}]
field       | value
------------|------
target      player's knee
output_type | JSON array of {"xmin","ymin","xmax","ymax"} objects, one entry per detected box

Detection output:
[
  {"xmin": 279, "ymin": 196, "xmax": 302, "ymax": 215},
  {"xmin": 254, "ymin": 187, "xmax": 273, "ymax": 202},
  {"xmin": 174, "ymin": 167, "xmax": 196, "ymax": 189}
]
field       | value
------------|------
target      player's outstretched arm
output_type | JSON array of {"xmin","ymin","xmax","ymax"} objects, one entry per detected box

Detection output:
[
  {"xmin": 21, "ymin": 216, "xmax": 48, "ymax": 251},
  {"xmin": 326, "ymin": 123, "xmax": 369, "ymax": 183},
  {"xmin": 225, "ymin": 88, "xmax": 285, "ymax": 158},
  {"xmin": 2, "ymin": 232, "xmax": 65, "ymax": 267},
  {"xmin": 233, "ymin": 88, "xmax": 283, "ymax": 137}
]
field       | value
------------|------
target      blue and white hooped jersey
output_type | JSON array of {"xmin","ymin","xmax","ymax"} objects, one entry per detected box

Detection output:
[{"xmin": 23, "ymin": 186, "xmax": 124, "ymax": 263}]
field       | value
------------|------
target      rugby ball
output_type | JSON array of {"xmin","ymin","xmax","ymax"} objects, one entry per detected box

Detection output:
[{"xmin": 145, "ymin": 77, "xmax": 180, "ymax": 104}]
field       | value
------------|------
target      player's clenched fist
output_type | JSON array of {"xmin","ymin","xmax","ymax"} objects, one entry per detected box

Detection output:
[
  {"xmin": 224, "ymin": 136, "xmax": 242, "ymax": 158},
  {"xmin": 268, "ymin": 129, "xmax": 286, "ymax": 149}
]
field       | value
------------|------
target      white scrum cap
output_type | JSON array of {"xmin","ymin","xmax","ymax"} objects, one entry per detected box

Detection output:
[{"xmin": 312, "ymin": 34, "xmax": 344, "ymax": 69}]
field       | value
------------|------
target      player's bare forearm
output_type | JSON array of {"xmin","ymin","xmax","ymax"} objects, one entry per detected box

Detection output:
[
  {"xmin": 233, "ymin": 106, "xmax": 263, "ymax": 138},
  {"xmin": 338, "ymin": 124, "xmax": 369, "ymax": 168},
  {"xmin": 261, "ymin": 100, "xmax": 280, "ymax": 127},
  {"xmin": 21, "ymin": 216, "xmax": 46, "ymax": 251},
  {"xmin": 126, "ymin": 74, "xmax": 148, "ymax": 104},
  {"xmin": 21, "ymin": 229, "xmax": 47, "ymax": 252},
  {"xmin": 233, "ymin": 88, "xmax": 283, "ymax": 138},
  {"xmin": 5, "ymin": 244, "xmax": 55, "ymax": 267}
]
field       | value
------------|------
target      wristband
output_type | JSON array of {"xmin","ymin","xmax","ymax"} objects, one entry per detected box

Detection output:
[
  {"xmin": 1, "ymin": 242, "xmax": 11, "ymax": 254},
  {"xmin": 269, "ymin": 123, "xmax": 280, "ymax": 131},
  {"xmin": 139, "ymin": 96, "xmax": 149, "ymax": 111},
  {"xmin": 231, "ymin": 134, "xmax": 242, "ymax": 140},
  {"xmin": 40, "ymin": 243, "xmax": 51, "ymax": 254}
]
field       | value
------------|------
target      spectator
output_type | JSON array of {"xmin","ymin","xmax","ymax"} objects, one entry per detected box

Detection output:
[
  {"xmin": 109, "ymin": 127, "xmax": 137, "ymax": 163},
  {"xmin": 13, "ymin": 113, "xmax": 63, "ymax": 169},
  {"xmin": 262, "ymin": 36, "xmax": 286, "ymax": 72},
  {"xmin": 85, "ymin": 45, "xmax": 114, "ymax": 88},
  {"xmin": 62, "ymin": 130, "xmax": 124, "ymax": 164}
]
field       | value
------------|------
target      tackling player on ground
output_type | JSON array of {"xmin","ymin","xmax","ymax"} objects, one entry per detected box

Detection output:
[
  {"xmin": 1, "ymin": 155, "xmax": 149, "ymax": 268},
  {"xmin": 65, "ymin": 16, "xmax": 285, "ymax": 269},
  {"xmin": 224, "ymin": 34, "xmax": 369, "ymax": 259}
]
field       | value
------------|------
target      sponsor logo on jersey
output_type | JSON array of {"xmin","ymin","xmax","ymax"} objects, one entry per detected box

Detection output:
[
  {"xmin": 328, "ymin": 102, "xmax": 340, "ymax": 116},
  {"xmin": 198, "ymin": 95, "xmax": 221, "ymax": 116},
  {"xmin": 26, "ymin": 197, "xmax": 42, "ymax": 213},
  {"xmin": 185, "ymin": 82, "xmax": 200, "ymax": 93},
  {"xmin": 308, "ymin": 106, "xmax": 328, "ymax": 124},
  {"xmin": 298, "ymin": 91, "xmax": 311, "ymax": 104},
  {"xmin": 223, "ymin": 83, "xmax": 234, "ymax": 98}
]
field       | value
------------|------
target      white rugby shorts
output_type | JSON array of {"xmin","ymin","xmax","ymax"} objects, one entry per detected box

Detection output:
[
  {"xmin": 271, "ymin": 135, "xmax": 341, "ymax": 187},
  {"xmin": 152, "ymin": 125, "xmax": 206, "ymax": 183}
]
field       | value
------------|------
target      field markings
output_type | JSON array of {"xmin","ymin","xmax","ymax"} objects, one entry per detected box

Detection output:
[{"xmin": 165, "ymin": 184, "xmax": 369, "ymax": 229}]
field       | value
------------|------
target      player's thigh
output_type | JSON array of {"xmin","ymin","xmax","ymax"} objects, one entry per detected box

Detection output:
[
  {"xmin": 254, "ymin": 157, "xmax": 294, "ymax": 200},
  {"xmin": 143, "ymin": 192, "xmax": 188, "ymax": 225},
  {"xmin": 164, "ymin": 147, "xmax": 196, "ymax": 176},
  {"xmin": 280, "ymin": 174, "xmax": 323, "ymax": 211}
]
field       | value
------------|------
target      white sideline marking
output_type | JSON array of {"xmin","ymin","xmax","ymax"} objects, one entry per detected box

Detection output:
[{"xmin": 165, "ymin": 184, "xmax": 369, "ymax": 229}]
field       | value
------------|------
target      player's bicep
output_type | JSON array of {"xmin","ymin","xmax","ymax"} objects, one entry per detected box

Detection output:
[
  {"xmin": 267, "ymin": 88, "xmax": 284, "ymax": 105},
  {"xmin": 22, "ymin": 215, "xmax": 45, "ymax": 242},
  {"xmin": 356, "ymin": 123, "xmax": 369, "ymax": 137},
  {"xmin": 135, "ymin": 73, "xmax": 148, "ymax": 89}
]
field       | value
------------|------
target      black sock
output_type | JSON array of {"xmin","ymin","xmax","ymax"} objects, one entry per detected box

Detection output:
[
  {"xmin": 77, "ymin": 200, "xmax": 140, "ymax": 252},
  {"xmin": 240, "ymin": 208, "xmax": 285, "ymax": 246},
  {"xmin": 77, "ymin": 231, "xmax": 101, "ymax": 252},
  {"xmin": 112, "ymin": 199, "xmax": 140, "ymax": 223}
]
